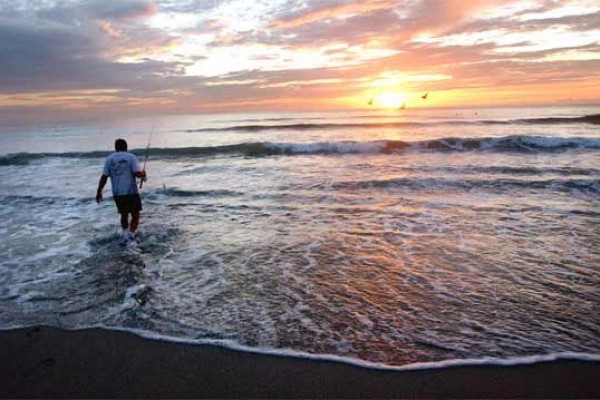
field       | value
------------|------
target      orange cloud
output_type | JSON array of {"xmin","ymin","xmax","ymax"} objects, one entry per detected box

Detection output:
[
  {"xmin": 406, "ymin": 0, "xmax": 515, "ymax": 37},
  {"xmin": 273, "ymin": 0, "xmax": 396, "ymax": 30},
  {"xmin": 98, "ymin": 21, "xmax": 123, "ymax": 38}
]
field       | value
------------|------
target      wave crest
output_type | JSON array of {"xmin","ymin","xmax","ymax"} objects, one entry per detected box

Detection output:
[
  {"xmin": 184, "ymin": 114, "xmax": 600, "ymax": 133},
  {"xmin": 1, "ymin": 136, "xmax": 599, "ymax": 165}
]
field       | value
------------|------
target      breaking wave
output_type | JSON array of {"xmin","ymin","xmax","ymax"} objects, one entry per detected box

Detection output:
[{"xmin": 2, "ymin": 135, "xmax": 600, "ymax": 165}]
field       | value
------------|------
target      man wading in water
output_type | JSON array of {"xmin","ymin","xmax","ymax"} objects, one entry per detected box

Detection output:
[{"xmin": 96, "ymin": 139, "xmax": 147, "ymax": 242}]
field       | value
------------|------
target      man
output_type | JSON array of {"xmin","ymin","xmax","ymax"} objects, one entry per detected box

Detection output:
[{"xmin": 96, "ymin": 138, "xmax": 147, "ymax": 242}]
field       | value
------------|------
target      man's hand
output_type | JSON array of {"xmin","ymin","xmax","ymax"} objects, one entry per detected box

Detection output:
[
  {"xmin": 97, "ymin": 175, "xmax": 108, "ymax": 203},
  {"xmin": 136, "ymin": 170, "xmax": 147, "ymax": 188}
]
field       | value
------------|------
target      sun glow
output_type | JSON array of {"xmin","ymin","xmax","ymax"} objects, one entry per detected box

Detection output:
[{"xmin": 378, "ymin": 93, "xmax": 407, "ymax": 109}]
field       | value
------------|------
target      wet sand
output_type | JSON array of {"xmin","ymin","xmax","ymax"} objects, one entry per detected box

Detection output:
[{"xmin": 0, "ymin": 326, "xmax": 599, "ymax": 398}]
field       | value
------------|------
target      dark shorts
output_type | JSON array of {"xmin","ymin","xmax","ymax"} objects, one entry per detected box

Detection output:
[{"xmin": 114, "ymin": 194, "xmax": 142, "ymax": 214}]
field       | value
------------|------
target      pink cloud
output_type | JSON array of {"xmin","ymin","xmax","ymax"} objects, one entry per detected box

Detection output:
[
  {"xmin": 406, "ymin": 0, "xmax": 514, "ymax": 32},
  {"xmin": 272, "ymin": 0, "xmax": 397, "ymax": 30}
]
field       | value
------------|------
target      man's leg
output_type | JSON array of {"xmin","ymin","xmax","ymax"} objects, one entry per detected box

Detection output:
[
  {"xmin": 120, "ymin": 213, "xmax": 129, "ymax": 230},
  {"xmin": 130, "ymin": 210, "xmax": 140, "ymax": 233}
]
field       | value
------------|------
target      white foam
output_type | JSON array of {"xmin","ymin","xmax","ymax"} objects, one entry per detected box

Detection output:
[
  {"xmin": 7, "ymin": 323, "xmax": 597, "ymax": 373},
  {"xmin": 268, "ymin": 141, "xmax": 386, "ymax": 155}
]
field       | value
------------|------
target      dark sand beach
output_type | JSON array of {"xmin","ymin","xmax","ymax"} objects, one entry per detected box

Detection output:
[{"xmin": 0, "ymin": 326, "xmax": 599, "ymax": 398}]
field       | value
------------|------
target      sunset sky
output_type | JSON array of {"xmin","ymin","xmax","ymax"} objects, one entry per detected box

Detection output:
[{"xmin": 1, "ymin": 0, "xmax": 600, "ymax": 119}]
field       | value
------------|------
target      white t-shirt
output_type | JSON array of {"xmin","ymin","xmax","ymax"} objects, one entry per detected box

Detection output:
[{"xmin": 102, "ymin": 151, "xmax": 142, "ymax": 196}]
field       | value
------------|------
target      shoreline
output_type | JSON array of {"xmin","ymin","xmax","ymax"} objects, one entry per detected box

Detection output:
[{"xmin": 1, "ymin": 326, "xmax": 599, "ymax": 398}]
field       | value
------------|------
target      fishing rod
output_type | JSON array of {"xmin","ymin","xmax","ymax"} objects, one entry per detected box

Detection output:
[{"xmin": 139, "ymin": 127, "xmax": 153, "ymax": 189}]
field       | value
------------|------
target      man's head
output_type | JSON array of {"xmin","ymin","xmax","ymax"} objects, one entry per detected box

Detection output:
[{"xmin": 115, "ymin": 138, "xmax": 128, "ymax": 152}]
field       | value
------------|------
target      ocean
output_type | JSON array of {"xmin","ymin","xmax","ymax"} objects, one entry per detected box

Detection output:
[{"xmin": 1, "ymin": 105, "xmax": 599, "ymax": 369}]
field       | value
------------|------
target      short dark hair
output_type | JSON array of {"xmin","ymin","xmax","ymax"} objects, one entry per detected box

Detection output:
[{"xmin": 115, "ymin": 138, "xmax": 128, "ymax": 151}]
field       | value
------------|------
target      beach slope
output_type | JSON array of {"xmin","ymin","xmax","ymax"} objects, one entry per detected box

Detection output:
[{"xmin": 0, "ymin": 326, "xmax": 599, "ymax": 398}]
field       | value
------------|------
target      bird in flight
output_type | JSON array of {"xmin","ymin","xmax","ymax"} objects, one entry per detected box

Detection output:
[{"xmin": 421, "ymin": 92, "xmax": 428, "ymax": 100}]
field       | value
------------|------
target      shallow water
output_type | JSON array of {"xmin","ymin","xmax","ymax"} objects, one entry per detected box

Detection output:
[{"xmin": 1, "ymin": 106, "xmax": 599, "ymax": 368}]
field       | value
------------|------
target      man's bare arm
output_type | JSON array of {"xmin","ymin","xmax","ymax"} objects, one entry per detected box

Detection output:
[{"xmin": 96, "ymin": 175, "xmax": 108, "ymax": 203}]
